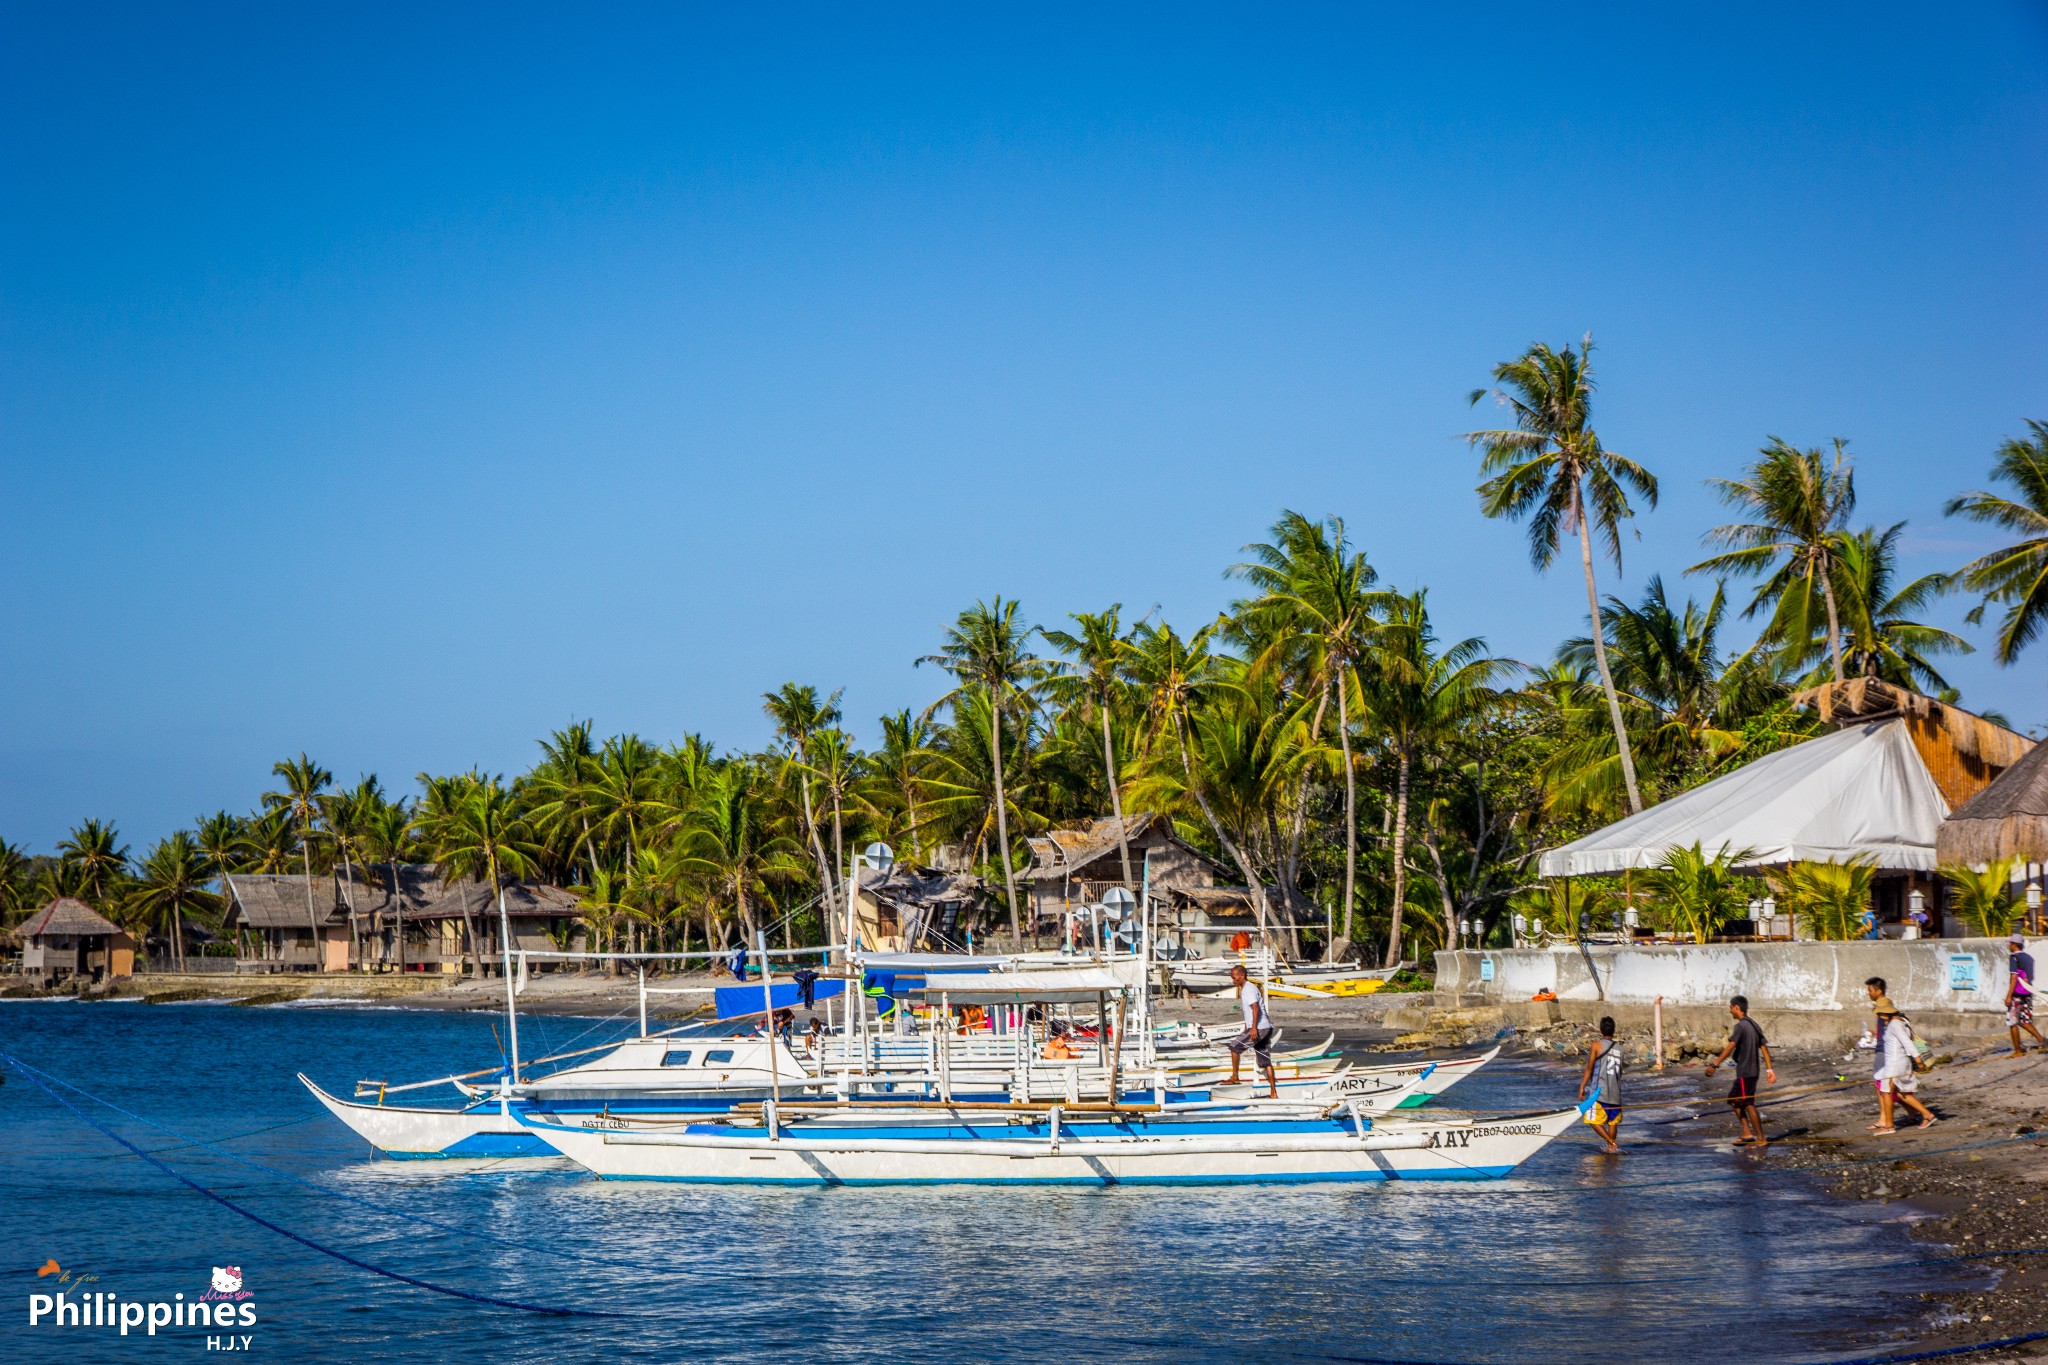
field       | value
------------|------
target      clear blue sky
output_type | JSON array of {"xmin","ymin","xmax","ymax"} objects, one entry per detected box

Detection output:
[{"xmin": 4, "ymin": 4, "xmax": 2045, "ymax": 853}]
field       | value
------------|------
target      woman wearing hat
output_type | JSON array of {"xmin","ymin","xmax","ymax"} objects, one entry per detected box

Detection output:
[{"xmin": 1865, "ymin": 977, "xmax": 1937, "ymax": 1135}]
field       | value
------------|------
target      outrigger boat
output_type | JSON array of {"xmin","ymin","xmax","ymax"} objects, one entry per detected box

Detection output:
[
  {"xmin": 299, "ymin": 886, "xmax": 1503, "ymax": 1160},
  {"xmin": 519, "ymin": 1099, "xmax": 1583, "ymax": 1186}
]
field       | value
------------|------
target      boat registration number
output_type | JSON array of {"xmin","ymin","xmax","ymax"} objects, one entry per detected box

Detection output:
[{"xmin": 1423, "ymin": 1124, "xmax": 1538, "ymax": 1148}]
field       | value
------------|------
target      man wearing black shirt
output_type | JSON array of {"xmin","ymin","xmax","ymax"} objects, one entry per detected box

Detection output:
[{"xmin": 1704, "ymin": 995, "xmax": 1775, "ymax": 1147}]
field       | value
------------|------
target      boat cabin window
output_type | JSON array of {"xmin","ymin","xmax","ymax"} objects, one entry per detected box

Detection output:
[
  {"xmin": 660, "ymin": 1050, "xmax": 692, "ymax": 1067},
  {"xmin": 703, "ymin": 1049, "xmax": 735, "ymax": 1065}
]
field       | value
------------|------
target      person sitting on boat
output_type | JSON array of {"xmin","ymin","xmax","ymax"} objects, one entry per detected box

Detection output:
[
  {"xmin": 1226, "ymin": 964, "xmax": 1278, "ymax": 1099},
  {"xmin": 1043, "ymin": 1023, "xmax": 1079, "ymax": 1061}
]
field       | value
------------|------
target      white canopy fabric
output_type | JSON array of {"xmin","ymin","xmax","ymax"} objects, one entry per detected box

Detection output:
[
  {"xmin": 1538, "ymin": 719, "xmax": 1950, "ymax": 877},
  {"xmin": 915, "ymin": 963, "xmax": 1138, "ymax": 1004}
]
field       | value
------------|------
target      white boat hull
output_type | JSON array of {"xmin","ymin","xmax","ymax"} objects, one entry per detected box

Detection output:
[
  {"xmin": 524, "ymin": 1105, "xmax": 1580, "ymax": 1185},
  {"xmin": 300, "ymin": 1075, "xmax": 557, "ymax": 1159}
]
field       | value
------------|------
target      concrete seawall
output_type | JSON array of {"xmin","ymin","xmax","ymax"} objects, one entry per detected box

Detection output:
[{"xmin": 1435, "ymin": 937, "xmax": 2033, "ymax": 1016}]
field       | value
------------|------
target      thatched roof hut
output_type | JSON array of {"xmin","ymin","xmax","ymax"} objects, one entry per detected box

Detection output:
[
  {"xmin": 1792, "ymin": 678, "xmax": 2033, "ymax": 808},
  {"xmin": 1937, "ymin": 738, "xmax": 2048, "ymax": 866},
  {"xmin": 18, "ymin": 897, "xmax": 122, "ymax": 938}
]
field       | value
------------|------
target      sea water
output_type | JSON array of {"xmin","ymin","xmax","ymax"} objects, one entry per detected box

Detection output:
[{"xmin": 0, "ymin": 1001, "xmax": 1967, "ymax": 1363}]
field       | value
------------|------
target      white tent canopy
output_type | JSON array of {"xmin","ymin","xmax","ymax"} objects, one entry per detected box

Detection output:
[{"xmin": 1538, "ymin": 720, "xmax": 1950, "ymax": 878}]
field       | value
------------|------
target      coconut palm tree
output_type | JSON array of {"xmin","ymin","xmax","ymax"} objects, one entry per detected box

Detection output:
[
  {"xmin": 920, "ymin": 600, "xmax": 1044, "ymax": 950},
  {"xmin": 863, "ymin": 710, "xmax": 940, "ymax": 861},
  {"xmin": 1229, "ymin": 512, "xmax": 1386, "ymax": 950},
  {"xmin": 1691, "ymin": 437, "xmax": 1858, "ymax": 683},
  {"xmin": 525, "ymin": 721, "xmax": 605, "ymax": 885},
  {"xmin": 579, "ymin": 735, "xmax": 674, "ymax": 867},
  {"xmin": 1945, "ymin": 420, "xmax": 2048, "ymax": 665},
  {"xmin": 1123, "ymin": 618, "xmax": 1285, "ymax": 944},
  {"xmin": 431, "ymin": 777, "xmax": 540, "ymax": 978},
  {"xmin": 763, "ymin": 684, "xmax": 844, "ymax": 923},
  {"xmin": 1358, "ymin": 592, "xmax": 1513, "ymax": 967},
  {"xmin": 361, "ymin": 797, "xmax": 417, "ymax": 972},
  {"xmin": 1467, "ymin": 337, "xmax": 1658, "ymax": 813},
  {"xmin": 922, "ymin": 685, "xmax": 1050, "ymax": 888},
  {"xmin": 802, "ymin": 728, "xmax": 863, "ymax": 923},
  {"xmin": 1041, "ymin": 607, "xmax": 1141, "ymax": 890},
  {"xmin": 1830, "ymin": 524, "xmax": 1971, "ymax": 691},
  {"xmin": 264, "ymin": 754, "xmax": 333, "ymax": 937},
  {"xmin": 192, "ymin": 811, "xmax": 247, "ymax": 956},
  {"xmin": 1549, "ymin": 577, "xmax": 1750, "ymax": 812},
  {"xmin": 681, "ymin": 764, "xmax": 803, "ymax": 947},
  {"xmin": 242, "ymin": 806, "xmax": 299, "ymax": 873},
  {"xmin": 56, "ymin": 819, "xmax": 131, "ymax": 908},
  {"xmin": 0, "ymin": 839, "xmax": 30, "ymax": 924},
  {"xmin": 128, "ymin": 832, "xmax": 221, "ymax": 969},
  {"xmin": 320, "ymin": 776, "xmax": 385, "ymax": 969}
]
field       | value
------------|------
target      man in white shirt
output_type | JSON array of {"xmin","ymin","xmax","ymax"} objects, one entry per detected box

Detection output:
[{"xmin": 1226, "ymin": 963, "xmax": 1278, "ymax": 1098}]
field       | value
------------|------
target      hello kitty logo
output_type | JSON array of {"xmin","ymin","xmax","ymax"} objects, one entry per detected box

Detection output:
[{"xmin": 199, "ymin": 1266, "xmax": 251, "ymax": 1301}]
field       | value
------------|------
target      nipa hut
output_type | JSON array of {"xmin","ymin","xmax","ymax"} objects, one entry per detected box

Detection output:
[
  {"xmin": 1937, "ymin": 736, "xmax": 2048, "ymax": 869},
  {"xmin": 19, "ymin": 898, "xmax": 135, "ymax": 986}
]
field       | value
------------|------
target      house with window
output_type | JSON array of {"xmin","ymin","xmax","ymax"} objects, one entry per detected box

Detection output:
[{"xmin": 19, "ymin": 898, "xmax": 135, "ymax": 987}]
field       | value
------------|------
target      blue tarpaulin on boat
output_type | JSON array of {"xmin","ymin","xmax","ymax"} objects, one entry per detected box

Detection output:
[{"xmin": 712, "ymin": 979, "xmax": 846, "ymax": 1020}]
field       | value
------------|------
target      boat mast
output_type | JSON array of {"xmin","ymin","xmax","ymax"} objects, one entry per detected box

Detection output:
[{"xmin": 497, "ymin": 888, "xmax": 521, "ymax": 1084}]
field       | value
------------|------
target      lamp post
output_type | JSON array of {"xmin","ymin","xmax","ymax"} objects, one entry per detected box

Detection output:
[
  {"xmin": 2027, "ymin": 879, "xmax": 2043, "ymax": 936},
  {"xmin": 1908, "ymin": 888, "xmax": 1927, "ymax": 940},
  {"xmin": 1763, "ymin": 895, "xmax": 1779, "ymax": 940},
  {"xmin": 1512, "ymin": 913, "xmax": 1526, "ymax": 948}
]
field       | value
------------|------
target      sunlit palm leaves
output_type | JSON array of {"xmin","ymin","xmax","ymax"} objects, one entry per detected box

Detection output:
[
  {"xmin": 1691, "ymin": 437, "xmax": 1858, "ymax": 681},
  {"xmin": 1945, "ymin": 420, "xmax": 2048, "ymax": 664},
  {"xmin": 1467, "ymin": 336, "xmax": 1656, "ymax": 812},
  {"xmin": 919, "ymin": 598, "xmax": 1045, "ymax": 948}
]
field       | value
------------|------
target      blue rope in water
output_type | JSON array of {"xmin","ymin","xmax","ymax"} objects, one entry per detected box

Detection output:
[
  {"xmin": 2, "ymin": 1051, "xmax": 615, "ymax": 1317},
  {"xmin": 3, "ymin": 1052, "xmax": 686, "ymax": 1276}
]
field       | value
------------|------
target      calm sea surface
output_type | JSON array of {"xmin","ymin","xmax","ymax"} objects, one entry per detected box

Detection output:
[{"xmin": 0, "ymin": 1000, "xmax": 1972, "ymax": 1363}]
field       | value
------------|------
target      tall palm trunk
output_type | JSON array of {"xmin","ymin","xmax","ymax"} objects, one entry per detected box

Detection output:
[
  {"xmin": 1100, "ymin": 702, "xmax": 1134, "ymax": 889},
  {"xmin": 1173, "ymin": 719, "xmax": 1273, "ymax": 955},
  {"xmin": 300, "ymin": 827, "xmax": 320, "ymax": 944},
  {"xmin": 1577, "ymin": 490, "xmax": 1643, "ymax": 813},
  {"xmin": 1288, "ymin": 683, "xmax": 1331, "ymax": 932},
  {"xmin": 173, "ymin": 905, "xmax": 185, "ymax": 970},
  {"xmin": 1383, "ymin": 746, "xmax": 1412, "ymax": 968},
  {"xmin": 390, "ymin": 855, "xmax": 406, "ymax": 974},
  {"xmin": 1337, "ymin": 668, "xmax": 1359, "ymax": 946},
  {"xmin": 459, "ymin": 880, "xmax": 483, "ymax": 979},
  {"xmin": 1821, "ymin": 570, "xmax": 1845, "ymax": 684},
  {"xmin": 989, "ymin": 682, "xmax": 1023, "ymax": 951},
  {"xmin": 797, "ymin": 778, "xmax": 836, "ymax": 936}
]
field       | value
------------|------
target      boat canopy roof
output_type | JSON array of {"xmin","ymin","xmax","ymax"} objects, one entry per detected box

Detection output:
[
  {"xmin": 854, "ymin": 952, "xmax": 1013, "ymax": 972},
  {"xmin": 915, "ymin": 965, "xmax": 1134, "ymax": 1004}
]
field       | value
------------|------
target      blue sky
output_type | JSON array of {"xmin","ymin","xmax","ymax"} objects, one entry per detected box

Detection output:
[{"xmin": 3, "ymin": 5, "xmax": 2045, "ymax": 853}]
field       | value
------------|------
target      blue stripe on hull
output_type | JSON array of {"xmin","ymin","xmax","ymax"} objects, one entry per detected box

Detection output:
[{"xmin": 382, "ymin": 1132, "xmax": 561, "ymax": 1159}]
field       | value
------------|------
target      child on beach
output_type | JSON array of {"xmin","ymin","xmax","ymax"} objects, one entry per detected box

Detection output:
[{"xmin": 1577, "ymin": 1016, "xmax": 1624, "ymax": 1154}]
